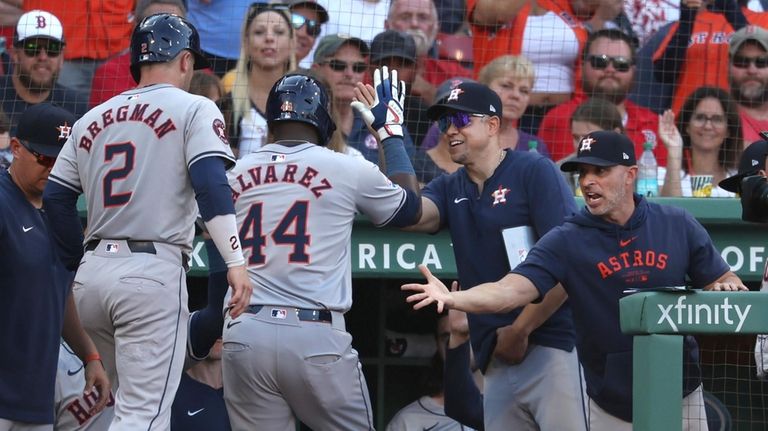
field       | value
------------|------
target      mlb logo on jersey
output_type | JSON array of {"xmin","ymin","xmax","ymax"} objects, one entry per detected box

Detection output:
[
  {"xmin": 271, "ymin": 154, "xmax": 287, "ymax": 162},
  {"xmin": 105, "ymin": 243, "xmax": 119, "ymax": 253},
  {"xmin": 271, "ymin": 308, "xmax": 287, "ymax": 319}
]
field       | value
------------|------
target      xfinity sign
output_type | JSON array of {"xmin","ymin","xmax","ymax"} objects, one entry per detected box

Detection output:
[
  {"xmin": 620, "ymin": 291, "xmax": 768, "ymax": 335},
  {"xmin": 656, "ymin": 296, "xmax": 751, "ymax": 333}
]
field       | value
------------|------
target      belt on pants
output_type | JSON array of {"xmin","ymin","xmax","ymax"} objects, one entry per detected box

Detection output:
[
  {"xmin": 85, "ymin": 240, "xmax": 156, "ymax": 254},
  {"xmin": 246, "ymin": 304, "xmax": 333, "ymax": 324}
]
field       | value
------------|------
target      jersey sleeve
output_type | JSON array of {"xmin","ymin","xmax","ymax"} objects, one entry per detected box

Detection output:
[
  {"xmin": 353, "ymin": 159, "xmax": 408, "ymax": 227},
  {"xmin": 684, "ymin": 211, "xmax": 731, "ymax": 287},
  {"xmin": 525, "ymin": 157, "xmax": 577, "ymax": 237},
  {"xmin": 48, "ymin": 132, "xmax": 83, "ymax": 193},
  {"xmin": 185, "ymin": 97, "xmax": 236, "ymax": 169},
  {"xmin": 512, "ymin": 228, "xmax": 566, "ymax": 298}
]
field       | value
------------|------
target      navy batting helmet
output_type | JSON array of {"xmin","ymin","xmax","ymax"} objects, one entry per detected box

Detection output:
[
  {"xmin": 129, "ymin": 13, "xmax": 209, "ymax": 84},
  {"xmin": 266, "ymin": 74, "xmax": 336, "ymax": 146}
]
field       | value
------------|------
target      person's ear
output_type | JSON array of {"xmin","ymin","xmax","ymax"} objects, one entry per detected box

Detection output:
[{"xmin": 9, "ymin": 138, "xmax": 22, "ymax": 158}]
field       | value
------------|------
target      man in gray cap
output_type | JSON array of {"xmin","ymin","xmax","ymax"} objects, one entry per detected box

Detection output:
[
  {"xmin": 729, "ymin": 25, "xmax": 768, "ymax": 145},
  {"xmin": 313, "ymin": 33, "xmax": 416, "ymax": 164}
]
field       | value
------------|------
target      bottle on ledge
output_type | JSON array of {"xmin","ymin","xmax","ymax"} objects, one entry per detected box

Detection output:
[
  {"xmin": 636, "ymin": 141, "xmax": 658, "ymax": 197},
  {"xmin": 528, "ymin": 140, "xmax": 538, "ymax": 153}
]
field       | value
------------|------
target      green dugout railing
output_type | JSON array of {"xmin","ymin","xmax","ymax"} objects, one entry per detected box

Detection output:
[
  {"xmin": 620, "ymin": 291, "xmax": 768, "ymax": 430},
  {"xmin": 77, "ymin": 197, "xmax": 767, "ymax": 280}
]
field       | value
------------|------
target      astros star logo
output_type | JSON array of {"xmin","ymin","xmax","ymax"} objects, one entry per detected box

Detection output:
[
  {"xmin": 57, "ymin": 122, "xmax": 72, "ymax": 139},
  {"xmin": 491, "ymin": 185, "xmax": 510, "ymax": 206},
  {"xmin": 579, "ymin": 137, "xmax": 596, "ymax": 152}
]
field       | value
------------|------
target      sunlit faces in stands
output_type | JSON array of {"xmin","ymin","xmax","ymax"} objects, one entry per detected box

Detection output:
[
  {"xmin": 386, "ymin": 0, "xmax": 439, "ymax": 56},
  {"xmin": 291, "ymin": 5, "xmax": 323, "ymax": 62},
  {"xmin": 12, "ymin": 37, "xmax": 64, "ymax": 92},
  {"xmin": 246, "ymin": 10, "xmax": 295, "ymax": 71},
  {"xmin": 729, "ymin": 41, "xmax": 768, "ymax": 106},
  {"xmin": 316, "ymin": 44, "xmax": 368, "ymax": 103},
  {"xmin": 582, "ymin": 36, "xmax": 636, "ymax": 105},
  {"xmin": 479, "ymin": 55, "xmax": 535, "ymax": 124}
]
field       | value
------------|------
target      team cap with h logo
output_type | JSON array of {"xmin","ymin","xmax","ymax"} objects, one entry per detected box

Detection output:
[
  {"xmin": 560, "ymin": 131, "xmax": 637, "ymax": 172},
  {"xmin": 15, "ymin": 103, "xmax": 75, "ymax": 157},
  {"xmin": 426, "ymin": 81, "xmax": 502, "ymax": 120}
]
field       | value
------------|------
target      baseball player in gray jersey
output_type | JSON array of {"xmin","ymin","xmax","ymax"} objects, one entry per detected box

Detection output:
[
  {"xmin": 43, "ymin": 14, "xmax": 251, "ymax": 431},
  {"xmin": 215, "ymin": 68, "xmax": 421, "ymax": 429}
]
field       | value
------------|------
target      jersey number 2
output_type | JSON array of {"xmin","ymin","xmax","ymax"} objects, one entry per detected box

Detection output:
[
  {"xmin": 240, "ymin": 201, "xmax": 310, "ymax": 265},
  {"xmin": 103, "ymin": 142, "xmax": 135, "ymax": 207}
]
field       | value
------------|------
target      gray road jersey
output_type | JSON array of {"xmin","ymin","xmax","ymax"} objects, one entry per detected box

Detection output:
[
  {"xmin": 49, "ymin": 84, "xmax": 235, "ymax": 252},
  {"xmin": 228, "ymin": 141, "xmax": 407, "ymax": 312}
]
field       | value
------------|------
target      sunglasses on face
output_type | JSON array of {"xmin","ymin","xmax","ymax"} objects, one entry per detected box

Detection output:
[
  {"xmin": 19, "ymin": 140, "xmax": 56, "ymax": 168},
  {"xmin": 18, "ymin": 40, "xmax": 62, "ymax": 58},
  {"xmin": 323, "ymin": 59, "xmax": 367, "ymax": 73},
  {"xmin": 731, "ymin": 54, "xmax": 768, "ymax": 69},
  {"xmin": 291, "ymin": 13, "xmax": 322, "ymax": 37},
  {"xmin": 437, "ymin": 112, "xmax": 485, "ymax": 133},
  {"xmin": 587, "ymin": 54, "xmax": 634, "ymax": 72}
]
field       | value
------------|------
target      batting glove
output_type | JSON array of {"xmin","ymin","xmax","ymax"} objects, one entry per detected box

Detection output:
[{"xmin": 352, "ymin": 66, "xmax": 406, "ymax": 141}]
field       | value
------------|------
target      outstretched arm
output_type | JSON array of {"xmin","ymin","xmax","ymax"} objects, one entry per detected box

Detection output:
[{"xmin": 402, "ymin": 264, "xmax": 540, "ymax": 313}]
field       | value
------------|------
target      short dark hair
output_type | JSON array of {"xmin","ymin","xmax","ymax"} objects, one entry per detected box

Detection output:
[
  {"xmin": 571, "ymin": 98, "xmax": 624, "ymax": 133},
  {"xmin": 582, "ymin": 29, "xmax": 637, "ymax": 62}
]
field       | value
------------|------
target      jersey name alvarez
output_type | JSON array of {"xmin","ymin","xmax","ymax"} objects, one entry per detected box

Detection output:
[
  {"xmin": 230, "ymin": 163, "xmax": 332, "ymax": 201},
  {"xmin": 77, "ymin": 103, "xmax": 177, "ymax": 152}
]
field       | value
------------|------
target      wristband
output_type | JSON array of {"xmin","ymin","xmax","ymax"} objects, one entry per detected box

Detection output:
[{"xmin": 84, "ymin": 353, "xmax": 101, "ymax": 363}]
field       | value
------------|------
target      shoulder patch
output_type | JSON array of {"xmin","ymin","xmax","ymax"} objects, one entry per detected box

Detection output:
[{"xmin": 212, "ymin": 118, "xmax": 228, "ymax": 146}]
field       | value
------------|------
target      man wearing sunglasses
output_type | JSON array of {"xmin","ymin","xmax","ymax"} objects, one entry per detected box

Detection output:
[
  {"xmin": 313, "ymin": 33, "xmax": 417, "ymax": 165},
  {"xmin": 2, "ymin": 10, "xmax": 87, "ymax": 133},
  {"xmin": 0, "ymin": 103, "xmax": 111, "ymax": 430},
  {"xmin": 729, "ymin": 26, "xmax": 768, "ymax": 145},
  {"xmin": 283, "ymin": 0, "xmax": 329, "ymax": 68},
  {"xmin": 391, "ymin": 81, "xmax": 586, "ymax": 431},
  {"xmin": 539, "ymin": 29, "xmax": 663, "ymax": 165}
]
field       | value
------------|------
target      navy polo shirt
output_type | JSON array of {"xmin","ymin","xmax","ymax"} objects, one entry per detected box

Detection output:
[
  {"xmin": 422, "ymin": 150, "xmax": 577, "ymax": 371},
  {"xmin": 0, "ymin": 170, "xmax": 71, "ymax": 423}
]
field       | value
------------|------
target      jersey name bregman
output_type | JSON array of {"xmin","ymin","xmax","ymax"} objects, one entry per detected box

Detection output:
[
  {"xmin": 231, "ymin": 163, "xmax": 333, "ymax": 202},
  {"xmin": 78, "ymin": 104, "xmax": 177, "ymax": 152}
]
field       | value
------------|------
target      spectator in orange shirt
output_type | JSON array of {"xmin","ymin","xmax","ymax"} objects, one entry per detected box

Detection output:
[
  {"xmin": 88, "ymin": 0, "xmax": 187, "ymax": 108},
  {"xmin": 467, "ymin": 0, "xmax": 590, "ymax": 135},
  {"xmin": 653, "ymin": 0, "xmax": 768, "ymax": 115},
  {"xmin": 728, "ymin": 25, "xmax": 768, "ymax": 145},
  {"xmin": 385, "ymin": 0, "xmax": 471, "ymax": 104},
  {"xmin": 23, "ymin": 0, "xmax": 135, "ymax": 100},
  {"xmin": 538, "ymin": 29, "xmax": 663, "ymax": 164}
]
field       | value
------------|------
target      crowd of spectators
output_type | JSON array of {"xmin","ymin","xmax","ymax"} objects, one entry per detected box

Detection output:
[{"xmin": 3, "ymin": 0, "xmax": 764, "ymax": 197}]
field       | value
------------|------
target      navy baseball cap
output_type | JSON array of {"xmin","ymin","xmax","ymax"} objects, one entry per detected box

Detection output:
[
  {"xmin": 370, "ymin": 30, "xmax": 417, "ymax": 63},
  {"xmin": 719, "ymin": 140, "xmax": 768, "ymax": 192},
  {"xmin": 15, "ymin": 103, "xmax": 76, "ymax": 157},
  {"xmin": 561, "ymin": 131, "xmax": 637, "ymax": 172},
  {"xmin": 426, "ymin": 81, "xmax": 502, "ymax": 120}
]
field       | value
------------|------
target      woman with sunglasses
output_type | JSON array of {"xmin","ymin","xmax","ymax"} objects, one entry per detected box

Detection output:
[
  {"xmin": 659, "ymin": 86, "xmax": 742, "ymax": 197},
  {"xmin": 219, "ymin": 4, "xmax": 297, "ymax": 158}
]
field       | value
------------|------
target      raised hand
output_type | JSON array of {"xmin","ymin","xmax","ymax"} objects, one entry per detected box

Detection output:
[
  {"xmin": 401, "ymin": 264, "xmax": 452, "ymax": 312},
  {"xmin": 658, "ymin": 109, "xmax": 682, "ymax": 154},
  {"xmin": 351, "ymin": 66, "xmax": 406, "ymax": 141}
]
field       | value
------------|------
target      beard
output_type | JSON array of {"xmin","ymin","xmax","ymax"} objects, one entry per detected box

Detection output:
[
  {"xmin": 730, "ymin": 77, "xmax": 768, "ymax": 108},
  {"xmin": 17, "ymin": 68, "xmax": 56, "ymax": 94},
  {"xmin": 404, "ymin": 28, "xmax": 435, "ymax": 57},
  {"xmin": 584, "ymin": 77, "xmax": 629, "ymax": 105}
]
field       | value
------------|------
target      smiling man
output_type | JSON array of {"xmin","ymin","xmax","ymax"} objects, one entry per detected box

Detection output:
[
  {"xmin": 403, "ymin": 130, "xmax": 747, "ymax": 430},
  {"xmin": 2, "ymin": 10, "xmax": 87, "ymax": 131},
  {"xmin": 396, "ymin": 80, "xmax": 586, "ymax": 431}
]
